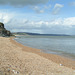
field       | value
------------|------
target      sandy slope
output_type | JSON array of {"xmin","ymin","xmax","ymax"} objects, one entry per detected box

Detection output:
[{"xmin": 0, "ymin": 37, "xmax": 75, "ymax": 75}]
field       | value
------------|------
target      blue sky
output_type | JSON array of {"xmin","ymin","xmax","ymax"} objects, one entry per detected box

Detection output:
[{"xmin": 0, "ymin": 0, "xmax": 75, "ymax": 35}]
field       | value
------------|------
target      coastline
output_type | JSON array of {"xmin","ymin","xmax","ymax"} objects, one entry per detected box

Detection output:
[
  {"xmin": 0, "ymin": 37, "xmax": 75, "ymax": 75},
  {"xmin": 11, "ymin": 37, "xmax": 75, "ymax": 69}
]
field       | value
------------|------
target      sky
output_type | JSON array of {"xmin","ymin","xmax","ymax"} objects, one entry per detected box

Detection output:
[{"xmin": 0, "ymin": 0, "xmax": 75, "ymax": 35}]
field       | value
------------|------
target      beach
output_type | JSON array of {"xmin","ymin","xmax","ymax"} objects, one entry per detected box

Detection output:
[{"xmin": 0, "ymin": 37, "xmax": 75, "ymax": 75}]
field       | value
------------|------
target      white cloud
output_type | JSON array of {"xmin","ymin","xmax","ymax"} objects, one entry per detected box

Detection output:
[
  {"xmin": 0, "ymin": 12, "xmax": 75, "ymax": 28},
  {"xmin": 0, "ymin": 11, "xmax": 75, "ymax": 34},
  {"xmin": 52, "ymin": 3, "xmax": 64, "ymax": 15},
  {"xmin": 10, "ymin": 17, "xmax": 75, "ymax": 30},
  {"xmin": 63, "ymin": 17, "xmax": 75, "ymax": 26},
  {"xmin": 32, "ymin": 5, "xmax": 51, "ymax": 14},
  {"xmin": 0, "ymin": 12, "xmax": 14, "ymax": 24},
  {"xmin": 0, "ymin": 0, "xmax": 49, "ymax": 7},
  {"xmin": 32, "ymin": 6, "xmax": 44, "ymax": 14},
  {"xmin": 54, "ymin": 4, "xmax": 64, "ymax": 8}
]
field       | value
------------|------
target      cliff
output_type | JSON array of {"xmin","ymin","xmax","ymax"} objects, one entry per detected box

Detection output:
[{"xmin": 0, "ymin": 22, "xmax": 12, "ymax": 36}]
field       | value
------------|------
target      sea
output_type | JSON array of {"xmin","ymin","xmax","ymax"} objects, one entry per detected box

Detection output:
[{"xmin": 14, "ymin": 35, "xmax": 75, "ymax": 60}]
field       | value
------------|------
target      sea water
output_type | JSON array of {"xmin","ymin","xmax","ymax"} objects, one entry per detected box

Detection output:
[{"xmin": 15, "ymin": 35, "xmax": 75, "ymax": 60}]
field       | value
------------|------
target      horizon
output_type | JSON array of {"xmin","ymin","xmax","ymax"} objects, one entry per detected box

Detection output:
[{"xmin": 0, "ymin": 0, "xmax": 75, "ymax": 35}]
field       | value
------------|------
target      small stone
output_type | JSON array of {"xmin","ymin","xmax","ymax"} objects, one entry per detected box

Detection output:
[
  {"xmin": 5, "ymin": 73, "xmax": 7, "ymax": 75},
  {"xmin": 60, "ymin": 64, "xmax": 63, "ymax": 66},
  {"xmin": 7, "ymin": 69, "xmax": 10, "ymax": 72},
  {"xmin": 12, "ymin": 70, "xmax": 19, "ymax": 74},
  {"xmin": 17, "ymin": 71, "xmax": 19, "ymax": 74},
  {"xmin": 9, "ymin": 65, "xmax": 11, "ymax": 67},
  {"xmin": 15, "ymin": 66, "xmax": 17, "ymax": 68},
  {"xmin": 15, "ymin": 71, "xmax": 18, "ymax": 74}
]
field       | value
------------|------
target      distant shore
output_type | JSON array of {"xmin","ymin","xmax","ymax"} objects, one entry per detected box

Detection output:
[{"xmin": 0, "ymin": 37, "xmax": 75, "ymax": 75}]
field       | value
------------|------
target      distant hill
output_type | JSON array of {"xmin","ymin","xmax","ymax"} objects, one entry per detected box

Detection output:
[{"xmin": 13, "ymin": 32, "xmax": 70, "ymax": 36}]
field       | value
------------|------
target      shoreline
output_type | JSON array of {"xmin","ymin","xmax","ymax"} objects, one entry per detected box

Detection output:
[
  {"xmin": 10, "ymin": 37, "xmax": 75, "ymax": 69},
  {"xmin": 0, "ymin": 37, "xmax": 75, "ymax": 75},
  {"xmin": 14, "ymin": 36, "xmax": 75, "ymax": 61}
]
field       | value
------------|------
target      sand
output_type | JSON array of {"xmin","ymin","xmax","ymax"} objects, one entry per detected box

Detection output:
[{"xmin": 0, "ymin": 37, "xmax": 75, "ymax": 75}]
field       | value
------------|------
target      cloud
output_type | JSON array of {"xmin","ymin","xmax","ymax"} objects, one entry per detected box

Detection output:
[
  {"xmin": 0, "ymin": 12, "xmax": 14, "ymax": 24},
  {"xmin": 69, "ymin": 2, "xmax": 75, "ymax": 6},
  {"xmin": 52, "ymin": 3, "xmax": 64, "ymax": 15},
  {"xmin": 32, "ymin": 6, "xmax": 44, "ymax": 14},
  {"xmin": 1, "ymin": 12, "xmax": 75, "ymax": 28},
  {"xmin": 63, "ymin": 17, "xmax": 75, "ymax": 26},
  {"xmin": 0, "ymin": 11, "xmax": 75, "ymax": 34},
  {"xmin": 0, "ymin": 0, "xmax": 49, "ymax": 7},
  {"xmin": 32, "ymin": 5, "xmax": 51, "ymax": 14}
]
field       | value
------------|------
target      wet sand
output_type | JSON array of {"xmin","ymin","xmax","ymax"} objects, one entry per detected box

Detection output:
[{"xmin": 0, "ymin": 37, "xmax": 75, "ymax": 75}]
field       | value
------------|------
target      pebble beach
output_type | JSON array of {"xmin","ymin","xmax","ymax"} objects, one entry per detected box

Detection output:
[{"xmin": 0, "ymin": 37, "xmax": 75, "ymax": 75}]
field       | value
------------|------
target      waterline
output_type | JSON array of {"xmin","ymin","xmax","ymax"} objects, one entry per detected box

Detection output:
[{"xmin": 15, "ymin": 35, "xmax": 75, "ymax": 60}]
